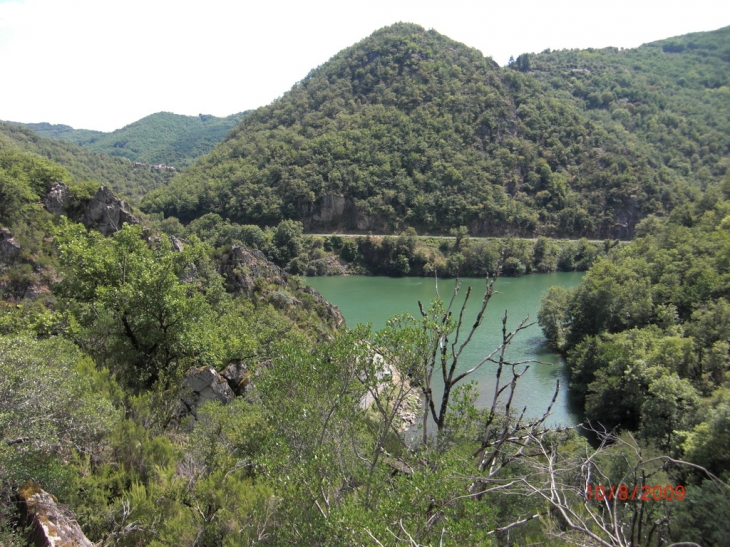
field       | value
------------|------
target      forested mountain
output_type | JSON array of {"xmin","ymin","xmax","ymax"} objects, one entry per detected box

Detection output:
[
  {"xmin": 141, "ymin": 24, "xmax": 729, "ymax": 238},
  {"xmin": 6, "ymin": 111, "xmax": 247, "ymax": 169},
  {"xmin": 7, "ymin": 122, "xmax": 105, "ymax": 144},
  {"xmin": 0, "ymin": 122, "xmax": 175, "ymax": 203}
]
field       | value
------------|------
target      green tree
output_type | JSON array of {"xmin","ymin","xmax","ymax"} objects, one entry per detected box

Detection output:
[
  {"xmin": 449, "ymin": 225, "xmax": 469, "ymax": 251},
  {"xmin": 273, "ymin": 219, "xmax": 304, "ymax": 265},
  {"xmin": 680, "ymin": 399, "xmax": 730, "ymax": 475},
  {"xmin": 640, "ymin": 372, "xmax": 699, "ymax": 447},
  {"xmin": 538, "ymin": 285, "xmax": 570, "ymax": 350},
  {"xmin": 566, "ymin": 258, "xmax": 653, "ymax": 345},
  {"xmin": 54, "ymin": 222, "xmax": 228, "ymax": 390}
]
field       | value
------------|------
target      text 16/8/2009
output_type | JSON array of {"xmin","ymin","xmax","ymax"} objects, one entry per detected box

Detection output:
[{"xmin": 586, "ymin": 484, "xmax": 685, "ymax": 501}]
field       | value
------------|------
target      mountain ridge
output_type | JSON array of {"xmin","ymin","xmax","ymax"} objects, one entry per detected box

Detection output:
[
  {"xmin": 140, "ymin": 23, "xmax": 730, "ymax": 238},
  {"xmin": 4, "ymin": 110, "xmax": 247, "ymax": 170}
]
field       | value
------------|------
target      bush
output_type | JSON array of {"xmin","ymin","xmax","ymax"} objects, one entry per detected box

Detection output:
[
  {"xmin": 307, "ymin": 259, "xmax": 329, "ymax": 276},
  {"xmin": 502, "ymin": 256, "xmax": 526, "ymax": 276}
]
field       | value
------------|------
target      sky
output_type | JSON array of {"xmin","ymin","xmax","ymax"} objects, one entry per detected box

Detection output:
[{"xmin": 0, "ymin": 0, "xmax": 728, "ymax": 132}]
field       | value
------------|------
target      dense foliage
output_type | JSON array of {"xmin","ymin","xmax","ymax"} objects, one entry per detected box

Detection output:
[
  {"xmin": 539, "ymin": 178, "xmax": 730, "ymax": 545},
  {"xmin": 8, "ymin": 111, "xmax": 247, "ymax": 169},
  {"xmin": 141, "ymin": 24, "xmax": 728, "ymax": 239},
  {"xmin": 1, "ymin": 134, "xmax": 718, "ymax": 546},
  {"xmin": 173, "ymin": 212, "xmax": 608, "ymax": 277},
  {"xmin": 529, "ymin": 27, "xmax": 729, "ymax": 192}
]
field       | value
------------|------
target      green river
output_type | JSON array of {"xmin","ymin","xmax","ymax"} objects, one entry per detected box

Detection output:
[{"xmin": 305, "ymin": 273, "xmax": 585, "ymax": 428}]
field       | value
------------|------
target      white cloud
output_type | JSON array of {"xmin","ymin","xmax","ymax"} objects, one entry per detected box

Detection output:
[{"xmin": 0, "ymin": 0, "xmax": 728, "ymax": 131}]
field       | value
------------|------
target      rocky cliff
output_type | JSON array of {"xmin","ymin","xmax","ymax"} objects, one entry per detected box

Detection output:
[
  {"xmin": 18, "ymin": 481, "xmax": 95, "ymax": 547},
  {"xmin": 218, "ymin": 244, "xmax": 345, "ymax": 330},
  {"xmin": 44, "ymin": 183, "xmax": 140, "ymax": 235}
]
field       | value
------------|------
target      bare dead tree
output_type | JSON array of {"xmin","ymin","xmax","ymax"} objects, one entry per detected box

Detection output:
[
  {"xmin": 472, "ymin": 309, "xmax": 559, "ymax": 482},
  {"xmin": 484, "ymin": 425, "xmax": 730, "ymax": 547},
  {"xmin": 358, "ymin": 276, "xmax": 730, "ymax": 547},
  {"xmin": 415, "ymin": 275, "xmax": 504, "ymax": 441}
]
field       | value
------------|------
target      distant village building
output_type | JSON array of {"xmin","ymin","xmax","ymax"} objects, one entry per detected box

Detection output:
[{"xmin": 133, "ymin": 162, "xmax": 176, "ymax": 172}]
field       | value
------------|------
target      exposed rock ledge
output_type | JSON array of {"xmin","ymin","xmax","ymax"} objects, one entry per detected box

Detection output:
[
  {"xmin": 18, "ymin": 480, "xmax": 94, "ymax": 547},
  {"xmin": 218, "ymin": 245, "xmax": 345, "ymax": 329},
  {"xmin": 0, "ymin": 227, "xmax": 21, "ymax": 262},
  {"xmin": 218, "ymin": 245, "xmax": 288, "ymax": 296},
  {"xmin": 82, "ymin": 186, "xmax": 139, "ymax": 236},
  {"xmin": 44, "ymin": 182, "xmax": 140, "ymax": 236},
  {"xmin": 177, "ymin": 365, "xmax": 235, "ymax": 420}
]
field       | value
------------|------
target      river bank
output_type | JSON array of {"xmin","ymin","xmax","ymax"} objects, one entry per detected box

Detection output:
[
  {"xmin": 184, "ymin": 216, "xmax": 619, "ymax": 278},
  {"xmin": 296, "ymin": 232, "xmax": 619, "ymax": 277}
]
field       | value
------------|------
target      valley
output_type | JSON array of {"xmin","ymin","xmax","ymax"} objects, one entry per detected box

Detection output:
[{"xmin": 0, "ymin": 20, "xmax": 728, "ymax": 547}]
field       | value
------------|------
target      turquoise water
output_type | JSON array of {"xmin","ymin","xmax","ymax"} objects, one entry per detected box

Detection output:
[{"xmin": 305, "ymin": 273, "xmax": 585, "ymax": 427}]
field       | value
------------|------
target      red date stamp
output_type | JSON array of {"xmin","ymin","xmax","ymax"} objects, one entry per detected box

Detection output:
[{"xmin": 586, "ymin": 484, "xmax": 685, "ymax": 501}]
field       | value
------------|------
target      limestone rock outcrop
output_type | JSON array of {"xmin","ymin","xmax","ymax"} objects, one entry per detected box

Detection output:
[
  {"xmin": 0, "ymin": 227, "xmax": 21, "ymax": 262},
  {"xmin": 170, "ymin": 236, "xmax": 185, "ymax": 252},
  {"xmin": 43, "ymin": 182, "xmax": 69, "ymax": 216},
  {"xmin": 217, "ymin": 244, "xmax": 345, "ymax": 330},
  {"xmin": 43, "ymin": 183, "xmax": 140, "ymax": 236},
  {"xmin": 295, "ymin": 194, "xmax": 383, "ymax": 232},
  {"xmin": 82, "ymin": 186, "xmax": 139, "ymax": 236},
  {"xmin": 355, "ymin": 211, "xmax": 376, "ymax": 231},
  {"xmin": 178, "ymin": 365, "xmax": 235, "ymax": 419},
  {"xmin": 300, "ymin": 285, "xmax": 345, "ymax": 329},
  {"xmin": 220, "ymin": 360, "xmax": 252, "ymax": 396},
  {"xmin": 218, "ymin": 245, "xmax": 288, "ymax": 295},
  {"xmin": 18, "ymin": 481, "xmax": 94, "ymax": 547},
  {"xmin": 313, "ymin": 194, "xmax": 348, "ymax": 222}
]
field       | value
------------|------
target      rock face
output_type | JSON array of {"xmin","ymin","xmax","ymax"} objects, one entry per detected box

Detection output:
[
  {"xmin": 296, "ymin": 194, "xmax": 384, "ymax": 232},
  {"xmin": 218, "ymin": 245, "xmax": 288, "ymax": 295},
  {"xmin": 0, "ymin": 229, "xmax": 57, "ymax": 302},
  {"xmin": 357, "ymin": 352, "xmax": 419, "ymax": 432},
  {"xmin": 218, "ymin": 244, "xmax": 345, "ymax": 329},
  {"xmin": 82, "ymin": 186, "xmax": 139, "ymax": 236},
  {"xmin": 355, "ymin": 211, "xmax": 376, "ymax": 231},
  {"xmin": 313, "ymin": 194, "xmax": 348, "ymax": 222},
  {"xmin": 44, "ymin": 184, "xmax": 140, "ymax": 236},
  {"xmin": 220, "ymin": 360, "xmax": 252, "ymax": 396},
  {"xmin": 300, "ymin": 285, "xmax": 346, "ymax": 329},
  {"xmin": 608, "ymin": 198, "xmax": 640, "ymax": 239},
  {"xmin": 23, "ymin": 282, "xmax": 51, "ymax": 300},
  {"xmin": 43, "ymin": 182, "xmax": 69, "ymax": 215},
  {"xmin": 18, "ymin": 481, "xmax": 94, "ymax": 547},
  {"xmin": 170, "ymin": 236, "xmax": 185, "ymax": 252},
  {"xmin": 0, "ymin": 227, "xmax": 21, "ymax": 262},
  {"xmin": 178, "ymin": 365, "xmax": 235, "ymax": 419}
]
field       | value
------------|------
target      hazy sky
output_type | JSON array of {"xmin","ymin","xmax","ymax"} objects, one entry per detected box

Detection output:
[{"xmin": 1, "ymin": 0, "xmax": 728, "ymax": 132}]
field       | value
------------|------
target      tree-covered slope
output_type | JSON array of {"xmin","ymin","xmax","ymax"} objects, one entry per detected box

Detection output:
[
  {"xmin": 0, "ymin": 122, "xmax": 174, "ymax": 203},
  {"xmin": 6, "ymin": 111, "xmax": 247, "ymax": 169},
  {"xmin": 6, "ymin": 122, "xmax": 104, "ymax": 144},
  {"xmin": 141, "ymin": 24, "xmax": 729, "ymax": 238},
  {"xmin": 538, "ymin": 175, "xmax": 730, "ymax": 512},
  {"xmin": 527, "ymin": 26, "xmax": 729, "ymax": 197}
]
